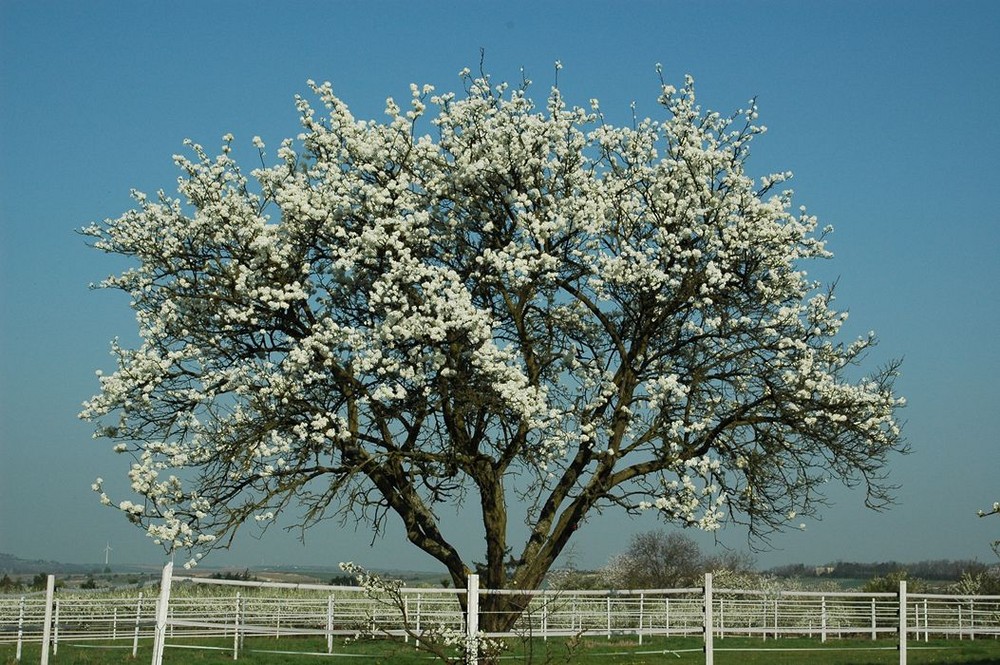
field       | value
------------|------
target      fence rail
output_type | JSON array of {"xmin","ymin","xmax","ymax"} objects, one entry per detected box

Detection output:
[{"xmin": 2, "ymin": 567, "xmax": 998, "ymax": 664}]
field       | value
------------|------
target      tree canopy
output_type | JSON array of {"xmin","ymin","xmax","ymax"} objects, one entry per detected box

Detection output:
[{"xmin": 83, "ymin": 68, "xmax": 904, "ymax": 629}]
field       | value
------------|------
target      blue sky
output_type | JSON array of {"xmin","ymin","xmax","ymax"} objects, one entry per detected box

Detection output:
[{"xmin": 1, "ymin": 0, "xmax": 997, "ymax": 573}]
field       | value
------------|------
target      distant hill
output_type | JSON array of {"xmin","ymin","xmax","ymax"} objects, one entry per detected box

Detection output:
[
  {"xmin": 0, "ymin": 553, "xmax": 444, "ymax": 584},
  {"xmin": 0, "ymin": 552, "xmax": 161, "ymax": 576},
  {"xmin": 0, "ymin": 552, "xmax": 95, "ymax": 575}
]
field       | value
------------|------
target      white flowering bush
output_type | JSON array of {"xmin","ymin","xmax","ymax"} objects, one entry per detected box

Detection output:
[
  {"xmin": 82, "ymin": 65, "xmax": 904, "ymax": 632},
  {"xmin": 339, "ymin": 562, "xmax": 503, "ymax": 664}
]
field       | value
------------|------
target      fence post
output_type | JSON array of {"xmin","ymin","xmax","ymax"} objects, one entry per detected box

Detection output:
[
  {"xmin": 40, "ymin": 574, "xmax": 55, "ymax": 665},
  {"xmin": 404, "ymin": 596, "xmax": 410, "ymax": 642},
  {"xmin": 152, "ymin": 561, "xmax": 174, "ymax": 665},
  {"xmin": 761, "ymin": 597, "xmax": 767, "ymax": 642},
  {"xmin": 133, "ymin": 593, "xmax": 144, "ymax": 658},
  {"xmin": 664, "ymin": 598, "xmax": 670, "ymax": 637},
  {"xmin": 969, "ymin": 599, "xmax": 975, "ymax": 641},
  {"xmin": 704, "ymin": 573, "xmax": 714, "ymax": 665},
  {"xmin": 773, "ymin": 598, "xmax": 779, "ymax": 639},
  {"xmin": 15, "ymin": 596, "xmax": 25, "ymax": 661},
  {"xmin": 466, "ymin": 573, "xmax": 480, "ymax": 665},
  {"xmin": 821, "ymin": 596, "xmax": 827, "ymax": 643},
  {"xmin": 233, "ymin": 591, "xmax": 241, "ymax": 660},
  {"xmin": 638, "ymin": 592, "xmax": 644, "ymax": 645},
  {"xmin": 871, "ymin": 597, "xmax": 877, "ymax": 640},
  {"xmin": 416, "ymin": 594, "xmax": 422, "ymax": 648},
  {"xmin": 923, "ymin": 599, "xmax": 928, "ymax": 643},
  {"xmin": 53, "ymin": 599, "xmax": 61, "ymax": 655},
  {"xmin": 898, "ymin": 579, "xmax": 907, "ymax": 665},
  {"xmin": 721, "ymin": 595, "xmax": 726, "ymax": 640},
  {"xmin": 606, "ymin": 596, "xmax": 612, "ymax": 638},
  {"xmin": 326, "ymin": 594, "xmax": 334, "ymax": 654},
  {"xmin": 275, "ymin": 594, "xmax": 281, "ymax": 638},
  {"xmin": 541, "ymin": 593, "xmax": 549, "ymax": 641}
]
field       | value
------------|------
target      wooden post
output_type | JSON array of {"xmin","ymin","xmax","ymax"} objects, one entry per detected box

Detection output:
[
  {"xmin": 52, "ymin": 599, "xmax": 60, "ymax": 655},
  {"xmin": 233, "ymin": 592, "xmax": 241, "ymax": 660},
  {"xmin": 15, "ymin": 596, "xmax": 25, "ymax": 661},
  {"xmin": 133, "ymin": 593, "xmax": 144, "ymax": 658},
  {"xmin": 969, "ymin": 600, "xmax": 975, "ymax": 641},
  {"xmin": 871, "ymin": 597, "xmax": 877, "ymax": 641},
  {"xmin": 718, "ymin": 594, "xmax": 723, "ymax": 640},
  {"xmin": 416, "ymin": 594, "xmax": 422, "ymax": 648},
  {"xmin": 773, "ymin": 599, "xmax": 779, "ymax": 639},
  {"xmin": 638, "ymin": 592, "xmax": 644, "ymax": 645},
  {"xmin": 40, "ymin": 575, "xmax": 55, "ymax": 665},
  {"xmin": 326, "ymin": 595, "xmax": 334, "ymax": 654},
  {"xmin": 541, "ymin": 593, "xmax": 549, "ymax": 641},
  {"xmin": 152, "ymin": 561, "xmax": 174, "ymax": 665},
  {"xmin": 821, "ymin": 596, "xmax": 827, "ymax": 643},
  {"xmin": 898, "ymin": 580, "xmax": 907, "ymax": 665},
  {"xmin": 704, "ymin": 573, "xmax": 714, "ymax": 665},
  {"xmin": 466, "ymin": 574, "xmax": 480, "ymax": 665},
  {"xmin": 664, "ymin": 598, "xmax": 670, "ymax": 637},
  {"xmin": 606, "ymin": 596, "xmax": 612, "ymax": 638},
  {"xmin": 404, "ymin": 596, "xmax": 410, "ymax": 642}
]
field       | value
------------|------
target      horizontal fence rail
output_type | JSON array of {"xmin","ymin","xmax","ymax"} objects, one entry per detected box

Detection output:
[{"xmin": 2, "ymin": 569, "xmax": 998, "ymax": 665}]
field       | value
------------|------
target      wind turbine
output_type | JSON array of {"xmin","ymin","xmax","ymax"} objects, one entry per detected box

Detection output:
[{"xmin": 104, "ymin": 542, "xmax": 113, "ymax": 567}]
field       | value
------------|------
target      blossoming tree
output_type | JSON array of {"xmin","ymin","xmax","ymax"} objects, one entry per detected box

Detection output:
[{"xmin": 83, "ymin": 68, "xmax": 905, "ymax": 631}]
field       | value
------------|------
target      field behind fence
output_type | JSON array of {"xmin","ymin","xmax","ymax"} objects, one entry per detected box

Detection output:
[{"xmin": 2, "ymin": 564, "xmax": 999, "ymax": 664}]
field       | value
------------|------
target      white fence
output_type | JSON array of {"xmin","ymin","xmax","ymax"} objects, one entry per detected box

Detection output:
[{"xmin": 2, "ymin": 565, "xmax": 999, "ymax": 664}]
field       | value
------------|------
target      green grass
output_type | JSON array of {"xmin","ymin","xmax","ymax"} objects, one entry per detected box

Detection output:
[{"xmin": 4, "ymin": 636, "xmax": 1000, "ymax": 664}]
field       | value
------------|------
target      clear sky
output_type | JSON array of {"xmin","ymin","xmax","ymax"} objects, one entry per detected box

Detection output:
[{"xmin": 1, "ymin": 0, "xmax": 998, "ymax": 574}]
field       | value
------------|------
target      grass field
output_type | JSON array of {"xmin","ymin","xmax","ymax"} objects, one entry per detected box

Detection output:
[{"xmin": 5, "ymin": 636, "xmax": 1000, "ymax": 664}]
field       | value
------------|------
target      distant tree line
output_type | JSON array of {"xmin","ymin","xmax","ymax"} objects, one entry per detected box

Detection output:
[
  {"xmin": 547, "ymin": 532, "xmax": 1000, "ymax": 596},
  {"xmin": 769, "ymin": 559, "xmax": 999, "ymax": 582},
  {"xmin": 328, "ymin": 574, "xmax": 357, "ymax": 586},
  {"xmin": 0, "ymin": 573, "xmax": 21, "ymax": 592},
  {"xmin": 0, "ymin": 572, "xmax": 63, "ymax": 592},
  {"xmin": 209, "ymin": 569, "xmax": 256, "ymax": 582}
]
